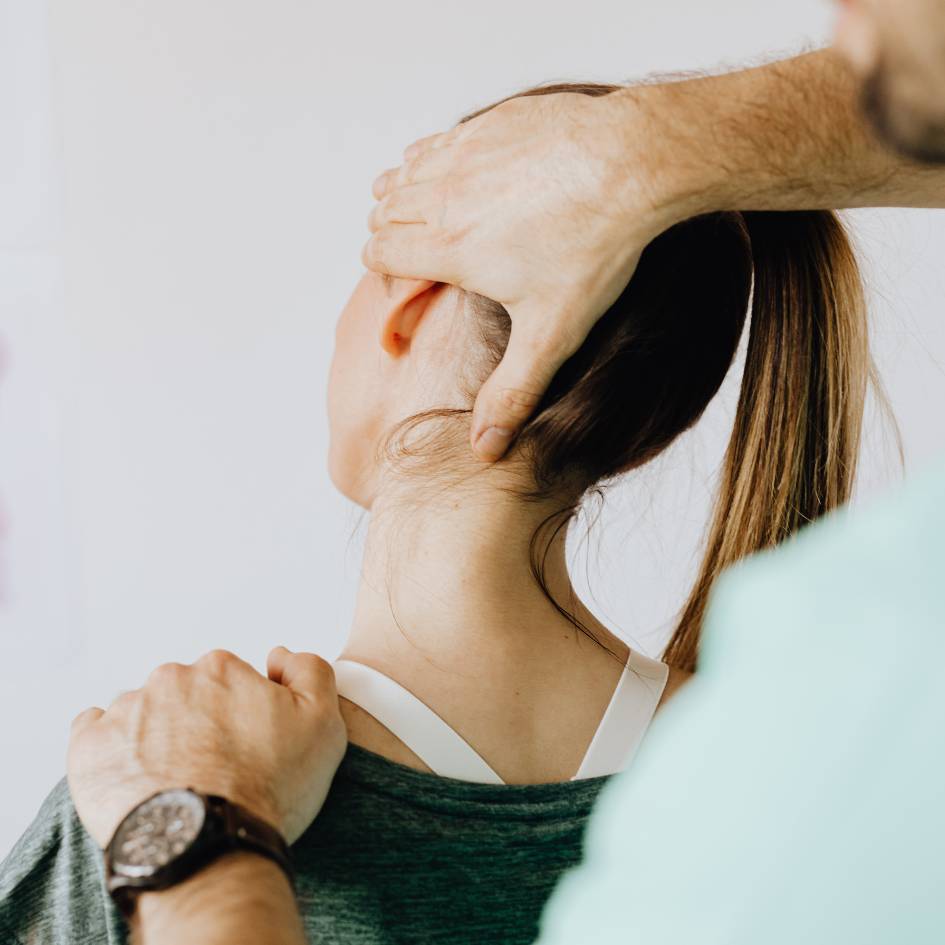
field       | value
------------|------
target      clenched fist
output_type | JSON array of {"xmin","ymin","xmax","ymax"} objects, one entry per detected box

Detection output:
[{"xmin": 67, "ymin": 646, "xmax": 347, "ymax": 848}]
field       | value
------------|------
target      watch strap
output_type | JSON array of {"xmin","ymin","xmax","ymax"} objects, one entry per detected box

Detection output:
[
  {"xmin": 106, "ymin": 790, "xmax": 294, "ymax": 920},
  {"xmin": 207, "ymin": 793, "xmax": 295, "ymax": 887}
]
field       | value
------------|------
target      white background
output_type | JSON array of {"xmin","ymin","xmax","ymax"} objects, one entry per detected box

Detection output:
[{"xmin": 2, "ymin": 0, "xmax": 944, "ymax": 857}]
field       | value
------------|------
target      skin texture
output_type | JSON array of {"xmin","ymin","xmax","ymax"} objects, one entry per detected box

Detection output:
[
  {"xmin": 364, "ymin": 91, "xmax": 662, "ymax": 462},
  {"xmin": 132, "ymin": 852, "xmax": 304, "ymax": 945},
  {"xmin": 67, "ymin": 646, "xmax": 346, "ymax": 944},
  {"xmin": 366, "ymin": 48, "xmax": 945, "ymax": 462},
  {"xmin": 327, "ymin": 269, "xmax": 683, "ymax": 785},
  {"xmin": 68, "ymin": 4, "xmax": 945, "ymax": 941}
]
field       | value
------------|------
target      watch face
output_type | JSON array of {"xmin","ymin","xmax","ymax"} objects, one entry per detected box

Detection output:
[{"xmin": 111, "ymin": 789, "xmax": 206, "ymax": 877}]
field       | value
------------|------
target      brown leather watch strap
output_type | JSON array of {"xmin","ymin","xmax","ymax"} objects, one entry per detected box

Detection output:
[
  {"xmin": 207, "ymin": 794, "xmax": 295, "ymax": 888},
  {"xmin": 106, "ymin": 789, "xmax": 295, "ymax": 920}
]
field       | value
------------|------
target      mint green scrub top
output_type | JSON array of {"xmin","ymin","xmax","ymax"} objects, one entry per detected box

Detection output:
[{"xmin": 538, "ymin": 455, "xmax": 945, "ymax": 944}]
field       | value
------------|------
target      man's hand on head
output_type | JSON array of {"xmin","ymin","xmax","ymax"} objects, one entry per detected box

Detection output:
[
  {"xmin": 67, "ymin": 646, "xmax": 348, "ymax": 849},
  {"xmin": 364, "ymin": 51, "xmax": 945, "ymax": 466},
  {"xmin": 363, "ymin": 87, "xmax": 694, "ymax": 463}
]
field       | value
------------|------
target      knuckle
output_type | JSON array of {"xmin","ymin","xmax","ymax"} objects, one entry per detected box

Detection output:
[
  {"xmin": 373, "ymin": 169, "xmax": 392, "ymax": 198},
  {"xmin": 382, "ymin": 191, "xmax": 399, "ymax": 215},
  {"xmin": 366, "ymin": 202, "xmax": 381, "ymax": 232},
  {"xmin": 397, "ymin": 161, "xmax": 415, "ymax": 188},
  {"xmin": 70, "ymin": 706, "xmax": 98, "ymax": 730},
  {"xmin": 147, "ymin": 661, "xmax": 187, "ymax": 688},
  {"xmin": 109, "ymin": 688, "xmax": 140, "ymax": 712},
  {"xmin": 404, "ymin": 150, "xmax": 429, "ymax": 185},
  {"xmin": 313, "ymin": 656, "xmax": 336, "ymax": 686},
  {"xmin": 363, "ymin": 232, "xmax": 391, "ymax": 275},
  {"xmin": 297, "ymin": 653, "xmax": 336, "ymax": 691},
  {"xmin": 360, "ymin": 238, "xmax": 375, "ymax": 270},
  {"xmin": 198, "ymin": 648, "xmax": 238, "ymax": 678},
  {"xmin": 403, "ymin": 137, "xmax": 427, "ymax": 160},
  {"xmin": 497, "ymin": 385, "xmax": 543, "ymax": 417},
  {"xmin": 404, "ymin": 152, "xmax": 422, "ymax": 179}
]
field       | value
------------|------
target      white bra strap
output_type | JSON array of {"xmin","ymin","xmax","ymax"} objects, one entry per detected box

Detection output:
[
  {"xmin": 333, "ymin": 660, "xmax": 505, "ymax": 785},
  {"xmin": 572, "ymin": 649, "xmax": 669, "ymax": 781}
]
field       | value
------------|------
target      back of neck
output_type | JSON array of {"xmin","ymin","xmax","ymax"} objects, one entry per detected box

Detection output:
[{"xmin": 338, "ymin": 487, "xmax": 637, "ymax": 783}]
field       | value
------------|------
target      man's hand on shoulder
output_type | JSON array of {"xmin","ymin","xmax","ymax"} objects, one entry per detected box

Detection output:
[{"xmin": 67, "ymin": 645, "xmax": 347, "ymax": 850}]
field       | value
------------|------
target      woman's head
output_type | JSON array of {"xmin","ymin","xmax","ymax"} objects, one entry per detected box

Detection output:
[
  {"xmin": 327, "ymin": 273, "xmax": 458, "ymax": 506},
  {"xmin": 327, "ymin": 82, "xmax": 874, "ymax": 671}
]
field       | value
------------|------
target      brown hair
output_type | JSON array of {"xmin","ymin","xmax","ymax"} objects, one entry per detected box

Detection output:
[{"xmin": 383, "ymin": 82, "xmax": 873, "ymax": 673}]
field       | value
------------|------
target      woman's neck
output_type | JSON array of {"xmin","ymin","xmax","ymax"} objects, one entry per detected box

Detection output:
[{"xmin": 337, "ymin": 480, "xmax": 633, "ymax": 783}]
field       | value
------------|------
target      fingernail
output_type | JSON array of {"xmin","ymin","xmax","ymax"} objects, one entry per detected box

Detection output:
[{"xmin": 474, "ymin": 426, "xmax": 514, "ymax": 461}]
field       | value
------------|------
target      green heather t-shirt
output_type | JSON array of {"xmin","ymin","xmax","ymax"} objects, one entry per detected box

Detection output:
[{"xmin": 0, "ymin": 744, "xmax": 607, "ymax": 945}]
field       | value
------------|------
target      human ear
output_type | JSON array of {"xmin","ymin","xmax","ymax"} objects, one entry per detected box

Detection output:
[{"xmin": 378, "ymin": 278, "xmax": 439, "ymax": 357}]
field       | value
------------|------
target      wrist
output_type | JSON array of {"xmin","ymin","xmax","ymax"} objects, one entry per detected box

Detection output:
[
  {"xmin": 133, "ymin": 850, "xmax": 298, "ymax": 940},
  {"xmin": 606, "ymin": 49, "xmax": 910, "ymax": 222},
  {"xmin": 605, "ymin": 80, "xmax": 724, "ymax": 236}
]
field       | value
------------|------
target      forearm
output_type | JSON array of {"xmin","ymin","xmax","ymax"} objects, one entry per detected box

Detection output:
[
  {"xmin": 619, "ymin": 47, "xmax": 945, "ymax": 225},
  {"xmin": 132, "ymin": 852, "xmax": 307, "ymax": 945}
]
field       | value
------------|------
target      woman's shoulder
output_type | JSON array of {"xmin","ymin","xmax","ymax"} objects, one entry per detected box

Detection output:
[{"xmin": 0, "ymin": 776, "xmax": 124, "ymax": 945}]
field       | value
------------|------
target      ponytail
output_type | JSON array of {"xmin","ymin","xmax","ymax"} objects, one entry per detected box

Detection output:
[
  {"xmin": 663, "ymin": 210, "xmax": 870, "ymax": 672},
  {"xmin": 453, "ymin": 85, "xmax": 876, "ymax": 670}
]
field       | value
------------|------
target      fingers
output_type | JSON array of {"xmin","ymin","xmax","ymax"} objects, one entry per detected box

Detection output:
[
  {"xmin": 372, "ymin": 167, "xmax": 396, "ymax": 200},
  {"xmin": 192, "ymin": 649, "xmax": 258, "ymax": 683},
  {"xmin": 361, "ymin": 223, "xmax": 459, "ymax": 284},
  {"xmin": 366, "ymin": 132, "xmax": 471, "ymax": 280},
  {"xmin": 372, "ymin": 145, "xmax": 455, "ymax": 201},
  {"xmin": 403, "ymin": 128, "xmax": 456, "ymax": 162},
  {"xmin": 266, "ymin": 645, "xmax": 291, "ymax": 683},
  {"xmin": 70, "ymin": 705, "xmax": 104, "ymax": 735},
  {"xmin": 107, "ymin": 688, "xmax": 141, "ymax": 712},
  {"xmin": 267, "ymin": 646, "xmax": 337, "ymax": 705},
  {"xmin": 367, "ymin": 182, "xmax": 432, "ymax": 232},
  {"xmin": 470, "ymin": 317, "xmax": 576, "ymax": 462},
  {"xmin": 373, "ymin": 126, "xmax": 468, "ymax": 199}
]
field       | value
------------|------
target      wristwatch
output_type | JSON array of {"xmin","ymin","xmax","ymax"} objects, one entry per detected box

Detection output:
[{"xmin": 104, "ymin": 787, "xmax": 294, "ymax": 919}]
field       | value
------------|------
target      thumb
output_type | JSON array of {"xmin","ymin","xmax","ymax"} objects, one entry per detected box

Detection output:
[
  {"xmin": 471, "ymin": 316, "xmax": 575, "ymax": 462},
  {"xmin": 267, "ymin": 646, "xmax": 337, "ymax": 705}
]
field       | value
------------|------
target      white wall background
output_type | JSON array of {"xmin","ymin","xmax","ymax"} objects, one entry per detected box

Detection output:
[{"xmin": 2, "ymin": 0, "xmax": 944, "ymax": 857}]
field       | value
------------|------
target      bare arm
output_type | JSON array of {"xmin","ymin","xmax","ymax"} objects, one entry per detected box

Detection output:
[
  {"xmin": 632, "ymin": 47, "xmax": 945, "ymax": 220},
  {"xmin": 365, "ymin": 48, "xmax": 945, "ymax": 462},
  {"xmin": 132, "ymin": 853, "xmax": 306, "ymax": 945}
]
